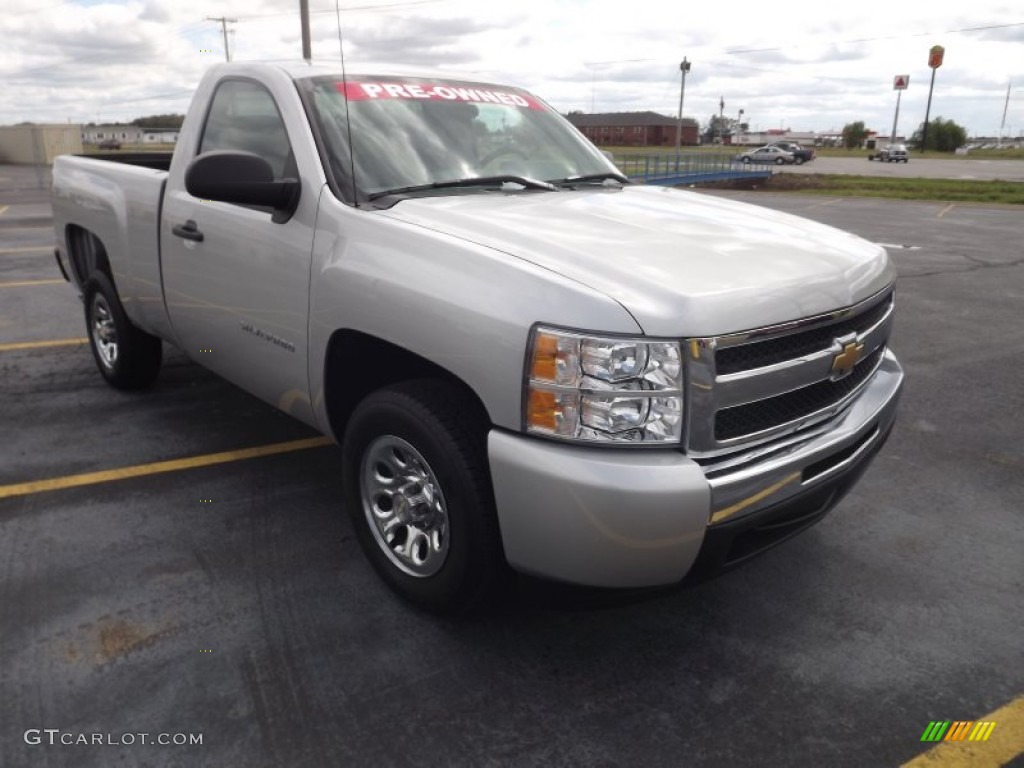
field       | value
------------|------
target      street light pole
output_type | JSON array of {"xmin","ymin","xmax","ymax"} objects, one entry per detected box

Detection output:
[
  {"xmin": 675, "ymin": 58, "xmax": 690, "ymax": 171},
  {"xmin": 718, "ymin": 96, "xmax": 724, "ymax": 143},
  {"xmin": 890, "ymin": 89, "xmax": 903, "ymax": 146}
]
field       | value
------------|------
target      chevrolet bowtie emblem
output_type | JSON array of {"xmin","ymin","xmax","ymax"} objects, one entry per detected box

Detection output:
[{"xmin": 831, "ymin": 341, "xmax": 864, "ymax": 375}]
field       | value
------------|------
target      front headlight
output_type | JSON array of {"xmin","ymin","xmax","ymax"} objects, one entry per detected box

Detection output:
[{"xmin": 524, "ymin": 326, "xmax": 683, "ymax": 444}]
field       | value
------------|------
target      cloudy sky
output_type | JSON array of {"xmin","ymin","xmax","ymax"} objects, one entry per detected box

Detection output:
[{"xmin": 2, "ymin": 0, "xmax": 1022, "ymax": 138}]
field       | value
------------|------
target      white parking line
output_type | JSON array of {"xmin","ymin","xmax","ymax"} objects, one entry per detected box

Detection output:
[{"xmin": 875, "ymin": 243, "xmax": 922, "ymax": 250}]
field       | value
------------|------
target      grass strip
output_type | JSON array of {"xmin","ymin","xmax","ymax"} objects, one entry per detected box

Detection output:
[{"xmin": 763, "ymin": 174, "xmax": 1024, "ymax": 205}]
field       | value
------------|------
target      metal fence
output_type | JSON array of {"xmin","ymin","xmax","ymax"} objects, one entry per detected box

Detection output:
[{"xmin": 613, "ymin": 152, "xmax": 772, "ymax": 185}]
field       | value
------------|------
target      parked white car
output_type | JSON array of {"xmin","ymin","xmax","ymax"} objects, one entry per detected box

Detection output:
[
  {"xmin": 735, "ymin": 145, "xmax": 796, "ymax": 165},
  {"xmin": 869, "ymin": 144, "xmax": 909, "ymax": 163}
]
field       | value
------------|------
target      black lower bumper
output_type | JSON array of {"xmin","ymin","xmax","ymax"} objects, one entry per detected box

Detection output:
[{"xmin": 686, "ymin": 420, "xmax": 895, "ymax": 582}]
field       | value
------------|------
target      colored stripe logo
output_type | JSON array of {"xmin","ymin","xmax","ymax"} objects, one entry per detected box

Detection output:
[{"xmin": 920, "ymin": 721, "xmax": 996, "ymax": 742}]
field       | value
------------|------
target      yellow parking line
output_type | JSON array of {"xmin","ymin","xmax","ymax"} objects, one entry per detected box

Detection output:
[
  {"xmin": 0, "ymin": 436, "xmax": 333, "ymax": 500},
  {"xmin": 0, "ymin": 245, "xmax": 54, "ymax": 254},
  {"xmin": 902, "ymin": 696, "xmax": 1024, "ymax": 767},
  {"xmin": 0, "ymin": 205, "xmax": 9, "ymax": 216},
  {"xmin": 0, "ymin": 338, "xmax": 88, "ymax": 352},
  {"xmin": 0, "ymin": 279, "xmax": 64, "ymax": 288},
  {"xmin": 937, "ymin": 203, "xmax": 956, "ymax": 218}
]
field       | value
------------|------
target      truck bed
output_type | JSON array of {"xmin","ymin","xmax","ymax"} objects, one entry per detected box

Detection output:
[
  {"xmin": 52, "ymin": 154, "xmax": 172, "ymax": 340},
  {"xmin": 80, "ymin": 152, "xmax": 173, "ymax": 172}
]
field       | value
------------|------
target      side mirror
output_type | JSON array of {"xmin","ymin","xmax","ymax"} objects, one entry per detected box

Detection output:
[{"xmin": 185, "ymin": 150, "xmax": 300, "ymax": 222}]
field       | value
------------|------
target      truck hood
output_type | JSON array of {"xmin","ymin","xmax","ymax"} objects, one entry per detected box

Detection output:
[{"xmin": 379, "ymin": 185, "xmax": 894, "ymax": 337}]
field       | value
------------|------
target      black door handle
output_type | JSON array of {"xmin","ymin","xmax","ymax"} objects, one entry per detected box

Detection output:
[{"xmin": 172, "ymin": 219, "xmax": 204, "ymax": 242}]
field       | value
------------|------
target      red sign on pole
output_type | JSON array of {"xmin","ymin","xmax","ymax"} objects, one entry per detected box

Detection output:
[
  {"xmin": 928, "ymin": 45, "xmax": 945, "ymax": 69},
  {"xmin": 893, "ymin": 75, "xmax": 909, "ymax": 90}
]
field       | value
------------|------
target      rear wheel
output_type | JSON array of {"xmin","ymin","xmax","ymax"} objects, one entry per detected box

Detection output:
[
  {"xmin": 83, "ymin": 272, "xmax": 162, "ymax": 389},
  {"xmin": 341, "ymin": 380, "xmax": 505, "ymax": 614},
  {"xmin": 794, "ymin": 156, "xmax": 805, "ymax": 165},
  {"xmin": 742, "ymin": 157, "xmax": 751, "ymax": 164},
  {"xmin": 775, "ymin": 157, "xmax": 785, "ymax": 165}
]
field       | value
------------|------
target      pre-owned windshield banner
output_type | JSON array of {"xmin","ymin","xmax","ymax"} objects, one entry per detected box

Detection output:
[{"xmin": 337, "ymin": 81, "xmax": 544, "ymax": 110}]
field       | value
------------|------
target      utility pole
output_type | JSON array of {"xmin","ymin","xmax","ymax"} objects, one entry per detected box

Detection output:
[
  {"xmin": 300, "ymin": 0, "xmax": 312, "ymax": 61},
  {"xmin": 207, "ymin": 16, "xmax": 238, "ymax": 62},
  {"xmin": 674, "ymin": 58, "xmax": 691, "ymax": 171},
  {"xmin": 998, "ymin": 80, "xmax": 1011, "ymax": 148}
]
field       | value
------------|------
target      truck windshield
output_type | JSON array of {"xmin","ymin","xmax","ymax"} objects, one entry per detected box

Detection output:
[{"xmin": 301, "ymin": 76, "xmax": 619, "ymax": 202}]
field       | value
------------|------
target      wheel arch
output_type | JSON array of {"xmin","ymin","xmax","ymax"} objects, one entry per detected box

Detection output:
[
  {"xmin": 65, "ymin": 224, "xmax": 114, "ymax": 288},
  {"xmin": 323, "ymin": 329, "xmax": 492, "ymax": 443}
]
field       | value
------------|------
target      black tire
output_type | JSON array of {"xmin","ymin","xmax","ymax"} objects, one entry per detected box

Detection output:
[
  {"xmin": 795, "ymin": 156, "xmax": 805, "ymax": 165},
  {"xmin": 742, "ymin": 157, "xmax": 751, "ymax": 164},
  {"xmin": 341, "ymin": 380, "xmax": 505, "ymax": 615},
  {"xmin": 775, "ymin": 157, "xmax": 785, "ymax": 165},
  {"xmin": 83, "ymin": 272, "xmax": 162, "ymax": 390}
]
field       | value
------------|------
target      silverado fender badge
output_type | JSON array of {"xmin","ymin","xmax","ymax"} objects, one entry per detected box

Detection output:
[{"xmin": 240, "ymin": 321, "xmax": 296, "ymax": 353}]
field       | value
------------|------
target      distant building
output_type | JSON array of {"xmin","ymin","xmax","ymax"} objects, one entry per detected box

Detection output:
[
  {"xmin": 733, "ymin": 129, "xmax": 824, "ymax": 147},
  {"xmin": 566, "ymin": 111, "xmax": 699, "ymax": 147},
  {"xmin": 79, "ymin": 124, "xmax": 179, "ymax": 145},
  {"xmin": 142, "ymin": 129, "xmax": 179, "ymax": 144},
  {"xmin": 81, "ymin": 124, "xmax": 144, "ymax": 144},
  {"xmin": 0, "ymin": 123, "xmax": 83, "ymax": 164}
]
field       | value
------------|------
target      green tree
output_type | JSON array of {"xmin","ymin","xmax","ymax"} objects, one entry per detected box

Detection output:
[
  {"xmin": 910, "ymin": 116, "xmax": 968, "ymax": 152},
  {"xmin": 841, "ymin": 121, "xmax": 869, "ymax": 149},
  {"xmin": 131, "ymin": 114, "xmax": 185, "ymax": 129},
  {"xmin": 702, "ymin": 114, "xmax": 735, "ymax": 144}
]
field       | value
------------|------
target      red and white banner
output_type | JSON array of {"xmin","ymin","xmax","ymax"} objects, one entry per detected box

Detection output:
[{"xmin": 336, "ymin": 81, "xmax": 544, "ymax": 110}]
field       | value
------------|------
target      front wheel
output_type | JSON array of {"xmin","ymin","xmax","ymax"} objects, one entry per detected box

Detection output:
[
  {"xmin": 83, "ymin": 272, "xmax": 162, "ymax": 389},
  {"xmin": 341, "ymin": 380, "xmax": 505, "ymax": 614},
  {"xmin": 742, "ymin": 157, "xmax": 751, "ymax": 164},
  {"xmin": 775, "ymin": 157, "xmax": 785, "ymax": 165}
]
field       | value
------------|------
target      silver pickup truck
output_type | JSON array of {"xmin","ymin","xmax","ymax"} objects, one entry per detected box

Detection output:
[{"xmin": 52, "ymin": 62, "xmax": 903, "ymax": 613}]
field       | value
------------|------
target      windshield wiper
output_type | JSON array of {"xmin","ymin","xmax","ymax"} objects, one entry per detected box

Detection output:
[
  {"xmin": 548, "ymin": 172, "xmax": 630, "ymax": 187},
  {"xmin": 367, "ymin": 175, "xmax": 557, "ymax": 202}
]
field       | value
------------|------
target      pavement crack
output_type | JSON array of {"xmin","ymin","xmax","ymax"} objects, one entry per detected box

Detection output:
[{"xmin": 899, "ymin": 256, "xmax": 1024, "ymax": 279}]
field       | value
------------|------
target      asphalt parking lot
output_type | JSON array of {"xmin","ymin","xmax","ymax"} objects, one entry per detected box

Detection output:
[
  {"xmin": 1, "ymin": 164, "xmax": 1022, "ymax": 767},
  {"xmin": 776, "ymin": 155, "xmax": 1024, "ymax": 181}
]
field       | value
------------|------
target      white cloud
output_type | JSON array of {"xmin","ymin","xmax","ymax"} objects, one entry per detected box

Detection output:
[{"xmin": 0, "ymin": 0, "xmax": 1021, "ymax": 137}]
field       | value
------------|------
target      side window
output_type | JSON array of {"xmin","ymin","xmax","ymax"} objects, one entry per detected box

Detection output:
[{"xmin": 199, "ymin": 80, "xmax": 294, "ymax": 179}]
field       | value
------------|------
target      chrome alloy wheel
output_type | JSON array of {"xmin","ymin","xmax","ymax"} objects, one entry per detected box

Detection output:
[
  {"xmin": 90, "ymin": 294, "xmax": 118, "ymax": 369},
  {"xmin": 360, "ymin": 435, "xmax": 450, "ymax": 577}
]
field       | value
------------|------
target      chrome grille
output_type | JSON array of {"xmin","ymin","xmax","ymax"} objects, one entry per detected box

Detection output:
[
  {"xmin": 686, "ymin": 288, "xmax": 894, "ymax": 458},
  {"xmin": 715, "ymin": 346, "xmax": 884, "ymax": 440},
  {"xmin": 715, "ymin": 296, "xmax": 892, "ymax": 375}
]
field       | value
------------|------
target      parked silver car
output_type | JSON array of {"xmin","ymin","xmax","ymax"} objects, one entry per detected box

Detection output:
[{"xmin": 735, "ymin": 145, "xmax": 796, "ymax": 165}]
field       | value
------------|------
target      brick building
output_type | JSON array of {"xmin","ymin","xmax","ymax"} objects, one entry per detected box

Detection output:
[{"xmin": 566, "ymin": 111, "xmax": 699, "ymax": 147}]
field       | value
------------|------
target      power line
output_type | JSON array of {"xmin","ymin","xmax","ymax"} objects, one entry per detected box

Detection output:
[
  {"xmin": 0, "ymin": 19, "xmax": 213, "ymax": 81},
  {"xmin": 727, "ymin": 20, "xmax": 1024, "ymax": 54},
  {"xmin": 236, "ymin": 0, "xmax": 446, "ymax": 21}
]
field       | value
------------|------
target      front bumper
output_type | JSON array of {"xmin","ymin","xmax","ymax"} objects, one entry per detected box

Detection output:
[{"xmin": 488, "ymin": 350, "xmax": 903, "ymax": 588}]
